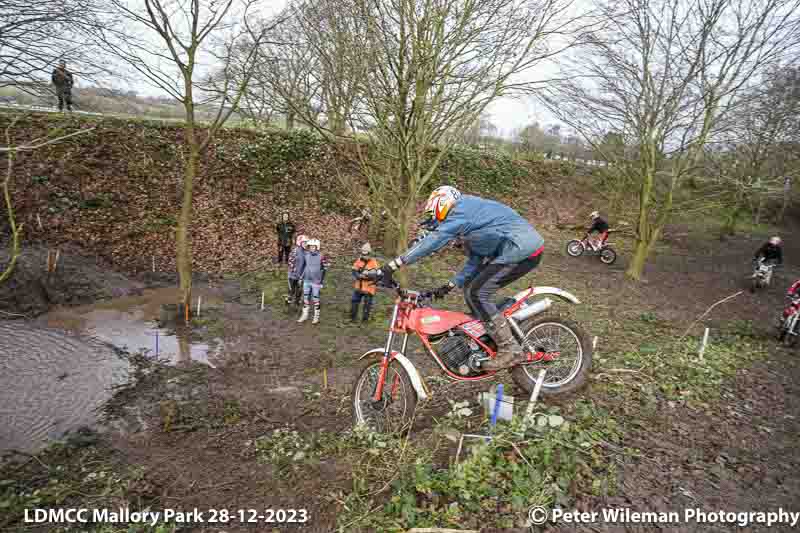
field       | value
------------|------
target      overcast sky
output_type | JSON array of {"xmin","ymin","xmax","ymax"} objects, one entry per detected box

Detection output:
[{"xmin": 110, "ymin": 0, "xmax": 564, "ymax": 138}]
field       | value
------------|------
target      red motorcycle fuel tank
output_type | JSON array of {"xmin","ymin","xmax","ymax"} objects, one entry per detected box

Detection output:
[{"xmin": 408, "ymin": 308, "xmax": 472, "ymax": 336}]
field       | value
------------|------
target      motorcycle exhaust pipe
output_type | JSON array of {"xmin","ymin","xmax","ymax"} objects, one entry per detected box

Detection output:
[{"xmin": 510, "ymin": 297, "xmax": 552, "ymax": 322}]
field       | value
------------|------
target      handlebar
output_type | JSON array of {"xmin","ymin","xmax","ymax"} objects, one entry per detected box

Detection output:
[{"xmin": 361, "ymin": 269, "xmax": 434, "ymax": 302}]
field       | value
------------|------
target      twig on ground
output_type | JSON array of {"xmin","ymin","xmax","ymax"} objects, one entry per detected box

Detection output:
[
  {"xmin": 593, "ymin": 368, "xmax": 654, "ymax": 382},
  {"xmin": 677, "ymin": 291, "xmax": 743, "ymax": 341}
]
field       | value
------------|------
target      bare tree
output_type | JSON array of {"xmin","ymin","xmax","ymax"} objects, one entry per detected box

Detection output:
[
  {"xmin": 292, "ymin": 0, "xmax": 368, "ymax": 135},
  {"xmin": 338, "ymin": 0, "xmax": 592, "ymax": 257},
  {"xmin": 99, "ymin": 0, "xmax": 281, "ymax": 319},
  {"xmin": 541, "ymin": 0, "xmax": 800, "ymax": 280},
  {"xmin": 234, "ymin": 12, "xmax": 321, "ymax": 131},
  {"xmin": 0, "ymin": 0, "xmax": 111, "ymax": 97},
  {"xmin": 706, "ymin": 66, "xmax": 800, "ymax": 231}
]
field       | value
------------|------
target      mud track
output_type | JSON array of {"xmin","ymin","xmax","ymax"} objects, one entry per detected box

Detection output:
[{"xmin": 3, "ymin": 221, "xmax": 800, "ymax": 532}]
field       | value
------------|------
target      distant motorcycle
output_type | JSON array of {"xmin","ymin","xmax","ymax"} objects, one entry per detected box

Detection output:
[
  {"xmin": 777, "ymin": 296, "xmax": 800, "ymax": 348},
  {"xmin": 750, "ymin": 258, "xmax": 776, "ymax": 292},
  {"xmin": 566, "ymin": 234, "xmax": 617, "ymax": 265}
]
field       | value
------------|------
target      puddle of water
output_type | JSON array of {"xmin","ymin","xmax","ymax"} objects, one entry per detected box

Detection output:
[
  {"xmin": 0, "ymin": 322, "xmax": 130, "ymax": 455},
  {"xmin": 0, "ymin": 288, "xmax": 227, "ymax": 454},
  {"xmin": 35, "ymin": 287, "xmax": 225, "ymax": 367}
]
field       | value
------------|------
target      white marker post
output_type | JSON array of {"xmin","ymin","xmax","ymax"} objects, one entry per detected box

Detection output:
[
  {"xmin": 593, "ymin": 336, "xmax": 598, "ymax": 350},
  {"xmin": 261, "ymin": 291, "xmax": 265, "ymax": 310},
  {"xmin": 36, "ymin": 214, "xmax": 43, "ymax": 230},
  {"xmin": 152, "ymin": 256, "xmax": 155, "ymax": 272},
  {"xmin": 519, "ymin": 369, "xmax": 547, "ymax": 434},
  {"xmin": 699, "ymin": 328, "xmax": 710, "ymax": 360},
  {"xmin": 196, "ymin": 295, "xmax": 202, "ymax": 317}
]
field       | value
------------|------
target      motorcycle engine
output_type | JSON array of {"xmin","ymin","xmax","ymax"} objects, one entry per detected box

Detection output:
[{"xmin": 430, "ymin": 330, "xmax": 489, "ymax": 376}]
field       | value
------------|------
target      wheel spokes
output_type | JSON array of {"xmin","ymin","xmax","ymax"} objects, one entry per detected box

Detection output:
[{"xmin": 522, "ymin": 323, "xmax": 582, "ymax": 386}]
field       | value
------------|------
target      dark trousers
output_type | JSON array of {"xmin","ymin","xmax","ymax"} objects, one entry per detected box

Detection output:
[
  {"xmin": 57, "ymin": 88, "xmax": 72, "ymax": 111},
  {"xmin": 277, "ymin": 244, "xmax": 291, "ymax": 263},
  {"xmin": 464, "ymin": 253, "xmax": 543, "ymax": 323},
  {"xmin": 288, "ymin": 278, "xmax": 302, "ymax": 304},
  {"xmin": 351, "ymin": 291, "xmax": 373, "ymax": 321}
]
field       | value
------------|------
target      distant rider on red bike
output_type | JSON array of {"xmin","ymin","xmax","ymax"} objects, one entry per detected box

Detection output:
[
  {"xmin": 379, "ymin": 186, "xmax": 545, "ymax": 371},
  {"xmin": 586, "ymin": 211, "xmax": 609, "ymax": 251},
  {"xmin": 784, "ymin": 279, "xmax": 800, "ymax": 321}
]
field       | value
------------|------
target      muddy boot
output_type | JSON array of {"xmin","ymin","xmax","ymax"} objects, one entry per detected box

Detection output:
[
  {"xmin": 350, "ymin": 300, "xmax": 359, "ymax": 322},
  {"xmin": 312, "ymin": 303, "xmax": 320, "ymax": 324},
  {"xmin": 298, "ymin": 305, "xmax": 310, "ymax": 323},
  {"xmin": 482, "ymin": 315, "xmax": 523, "ymax": 371}
]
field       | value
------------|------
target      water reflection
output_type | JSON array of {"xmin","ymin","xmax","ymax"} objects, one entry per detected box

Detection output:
[{"xmin": 34, "ymin": 287, "xmax": 225, "ymax": 367}]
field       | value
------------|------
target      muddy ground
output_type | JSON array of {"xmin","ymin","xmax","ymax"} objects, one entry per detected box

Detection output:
[{"xmin": 2, "ymin": 219, "xmax": 800, "ymax": 532}]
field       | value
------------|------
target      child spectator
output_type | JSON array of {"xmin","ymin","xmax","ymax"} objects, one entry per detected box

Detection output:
[
  {"xmin": 286, "ymin": 234, "xmax": 308, "ymax": 305},
  {"xmin": 351, "ymin": 243, "xmax": 380, "ymax": 323},
  {"xmin": 297, "ymin": 238, "xmax": 329, "ymax": 325}
]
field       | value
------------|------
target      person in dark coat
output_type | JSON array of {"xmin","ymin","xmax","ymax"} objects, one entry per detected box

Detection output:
[
  {"xmin": 51, "ymin": 60, "xmax": 74, "ymax": 112},
  {"xmin": 275, "ymin": 212, "xmax": 296, "ymax": 264}
]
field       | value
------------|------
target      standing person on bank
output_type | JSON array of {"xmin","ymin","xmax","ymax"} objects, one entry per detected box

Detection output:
[{"xmin": 51, "ymin": 60, "xmax": 74, "ymax": 112}]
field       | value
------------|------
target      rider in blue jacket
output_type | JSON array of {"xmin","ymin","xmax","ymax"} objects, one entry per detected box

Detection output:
[{"xmin": 381, "ymin": 186, "xmax": 545, "ymax": 370}]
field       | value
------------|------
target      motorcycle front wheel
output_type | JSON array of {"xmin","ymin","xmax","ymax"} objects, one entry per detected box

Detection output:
[
  {"xmin": 352, "ymin": 358, "xmax": 418, "ymax": 434},
  {"xmin": 566, "ymin": 240, "xmax": 585, "ymax": 257},
  {"xmin": 751, "ymin": 276, "xmax": 762, "ymax": 292},
  {"xmin": 511, "ymin": 315, "xmax": 592, "ymax": 396},
  {"xmin": 783, "ymin": 321, "xmax": 799, "ymax": 348}
]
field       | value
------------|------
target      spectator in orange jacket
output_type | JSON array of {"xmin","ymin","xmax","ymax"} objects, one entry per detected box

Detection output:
[{"xmin": 351, "ymin": 243, "xmax": 380, "ymax": 323}]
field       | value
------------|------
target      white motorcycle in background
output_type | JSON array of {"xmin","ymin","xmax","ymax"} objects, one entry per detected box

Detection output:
[{"xmin": 750, "ymin": 258, "xmax": 777, "ymax": 292}]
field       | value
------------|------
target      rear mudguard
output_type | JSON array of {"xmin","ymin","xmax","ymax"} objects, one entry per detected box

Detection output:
[
  {"xmin": 358, "ymin": 349, "xmax": 429, "ymax": 401},
  {"xmin": 514, "ymin": 286, "xmax": 581, "ymax": 305}
]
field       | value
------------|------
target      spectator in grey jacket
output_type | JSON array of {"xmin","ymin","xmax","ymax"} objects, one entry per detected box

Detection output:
[
  {"xmin": 285, "ymin": 234, "xmax": 308, "ymax": 305},
  {"xmin": 297, "ymin": 238, "xmax": 329, "ymax": 325}
]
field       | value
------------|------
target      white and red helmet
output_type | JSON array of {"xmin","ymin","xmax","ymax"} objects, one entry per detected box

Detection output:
[
  {"xmin": 770, "ymin": 236, "xmax": 782, "ymax": 245},
  {"xmin": 424, "ymin": 185, "xmax": 462, "ymax": 223}
]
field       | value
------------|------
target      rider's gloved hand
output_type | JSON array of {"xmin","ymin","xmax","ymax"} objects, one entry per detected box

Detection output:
[
  {"xmin": 433, "ymin": 282, "xmax": 455, "ymax": 299},
  {"xmin": 381, "ymin": 258, "xmax": 402, "ymax": 287}
]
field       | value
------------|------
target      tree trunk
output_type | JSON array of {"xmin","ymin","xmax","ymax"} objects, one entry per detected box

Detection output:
[
  {"xmin": 755, "ymin": 196, "xmax": 763, "ymax": 226},
  {"xmin": 176, "ymin": 137, "xmax": 198, "ymax": 323},
  {"xmin": 626, "ymin": 236, "xmax": 650, "ymax": 281},
  {"xmin": 626, "ymin": 169, "xmax": 654, "ymax": 280},
  {"xmin": 286, "ymin": 111, "xmax": 295, "ymax": 130},
  {"xmin": 0, "ymin": 149, "xmax": 22, "ymax": 285},
  {"xmin": 722, "ymin": 206, "xmax": 740, "ymax": 237}
]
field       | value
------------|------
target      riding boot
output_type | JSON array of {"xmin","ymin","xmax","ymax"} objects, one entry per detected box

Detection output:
[
  {"xmin": 312, "ymin": 303, "xmax": 320, "ymax": 324},
  {"xmin": 298, "ymin": 305, "xmax": 310, "ymax": 323},
  {"xmin": 482, "ymin": 315, "xmax": 523, "ymax": 371}
]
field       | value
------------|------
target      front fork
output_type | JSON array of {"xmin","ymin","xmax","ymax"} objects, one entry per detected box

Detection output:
[{"xmin": 372, "ymin": 305, "xmax": 409, "ymax": 402}]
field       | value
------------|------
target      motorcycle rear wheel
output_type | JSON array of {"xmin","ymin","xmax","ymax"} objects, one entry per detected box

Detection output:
[
  {"xmin": 352, "ymin": 357, "xmax": 418, "ymax": 434},
  {"xmin": 511, "ymin": 314, "xmax": 592, "ymax": 396}
]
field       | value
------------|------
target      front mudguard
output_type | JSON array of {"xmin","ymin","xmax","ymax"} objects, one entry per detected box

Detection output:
[{"xmin": 358, "ymin": 349, "xmax": 429, "ymax": 401}]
